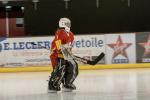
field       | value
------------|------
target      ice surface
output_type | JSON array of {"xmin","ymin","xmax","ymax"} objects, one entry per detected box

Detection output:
[{"xmin": 0, "ymin": 69, "xmax": 150, "ymax": 100}]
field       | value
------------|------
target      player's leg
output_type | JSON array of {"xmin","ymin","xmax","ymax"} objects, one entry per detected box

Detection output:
[
  {"xmin": 48, "ymin": 58, "xmax": 66, "ymax": 92},
  {"xmin": 49, "ymin": 53, "xmax": 57, "ymax": 69},
  {"xmin": 63, "ymin": 60, "xmax": 79, "ymax": 90},
  {"xmin": 48, "ymin": 54, "xmax": 58, "ymax": 91}
]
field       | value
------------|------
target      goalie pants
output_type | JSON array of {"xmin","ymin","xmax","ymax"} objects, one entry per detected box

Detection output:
[{"xmin": 49, "ymin": 58, "xmax": 78, "ymax": 87}]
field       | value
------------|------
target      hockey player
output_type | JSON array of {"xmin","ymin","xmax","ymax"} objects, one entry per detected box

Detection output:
[{"xmin": 48, "ymin": 18, "xmax": 78, "ymax": 92}]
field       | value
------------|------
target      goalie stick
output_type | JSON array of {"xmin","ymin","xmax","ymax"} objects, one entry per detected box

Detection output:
[
  {"xmin": 62, "ymin": 47, "xmax": 105, "ymax": 65},
  {"xmin": 31, "ymin": 42, "xmax": 105, "ymax": 65},
  {"xmin": 72, "ymin": 53, "xmax": 105, "ymax": 65}
]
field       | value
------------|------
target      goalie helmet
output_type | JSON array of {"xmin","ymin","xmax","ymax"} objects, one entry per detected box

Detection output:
[{"xmin": 59, "ymin": 17, "xmax": 71, "ymax": 32}]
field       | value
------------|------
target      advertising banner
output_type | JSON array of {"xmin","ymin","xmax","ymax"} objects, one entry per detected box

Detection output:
[
  {"xmin": 72, "ymin": 34, "xmax": 105, "ymax": 64},
  {"xmin": 0, "ymin": 37, "xmax": 52, "ymax": 67},
  {"xmin": 136, "ymin": 32, "xmax": 150, "ymax": 63},
  {"xmin": 105, "ymin": 33, "xmax": 136, "ymax": 64},
  {"xmin": 0, "ymin": 34, "xmax": 105, "ymax": 67}
]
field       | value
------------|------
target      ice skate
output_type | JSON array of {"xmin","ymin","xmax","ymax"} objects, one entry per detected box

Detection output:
[
  {"xmin": 48, "ymin": 84, "xmax": 61, "ymax": 93},
  {"xmin": 62, "ymin": 84, "xmax": 76, "ymax": 92},
  {"xmin": 48, "ymin": 81, "xmax": 61, "ymax": 93}
]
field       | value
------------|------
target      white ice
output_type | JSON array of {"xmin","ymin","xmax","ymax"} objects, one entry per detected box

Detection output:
[{"xmin": 0, "ymin": 69, "xmax": 150, "ymax": 100}]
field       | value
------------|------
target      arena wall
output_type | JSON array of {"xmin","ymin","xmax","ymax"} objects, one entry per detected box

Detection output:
[{"xmin": 0, "ymin": 32, "xmax": 150, "ymax": 72}]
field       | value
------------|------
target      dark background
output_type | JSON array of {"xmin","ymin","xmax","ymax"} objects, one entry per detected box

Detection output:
[{"xmin": 0, "ymin": 0, "xmax": 150, "ymax": 36}]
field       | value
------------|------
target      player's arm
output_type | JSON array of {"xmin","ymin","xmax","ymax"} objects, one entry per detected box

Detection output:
[
  {"xmin": 54, "ymin": 31, "xmax": 72, "ymax": 60},
  {"xmin": 60, "ymin": 44, "xmax": 73, "ymax": 61},
  {"xmin": 55, "ymin": 39, "xmax": 73, "ymax": 61}
]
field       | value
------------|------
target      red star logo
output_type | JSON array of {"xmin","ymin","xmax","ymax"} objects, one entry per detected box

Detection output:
[
  {"xmin": 107, "ymin": 35, "xmax": 132, "ymax": 59},
  {"xmin": 138, "ymin": 35, "xmax": 150, "ymax": 57}
]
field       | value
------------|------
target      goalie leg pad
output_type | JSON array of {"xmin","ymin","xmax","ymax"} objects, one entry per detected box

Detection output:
[
  {"xmin": 49, "ymin": 58, "xmax": 66, "ymax": 88},
  {"xmin": 64, "ymin": 60, "xmax": 79, "ymax": 85}
]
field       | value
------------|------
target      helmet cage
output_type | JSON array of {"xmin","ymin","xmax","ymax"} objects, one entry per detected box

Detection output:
[{"xmin": 59, "ymin": 18, "xmax": 71, "ymax": 28}]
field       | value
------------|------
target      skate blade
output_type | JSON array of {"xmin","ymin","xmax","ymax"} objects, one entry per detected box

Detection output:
[
  {"xmin": 62, "ymin": 88, "xmax": 73, "ymax": 92},
  {"xmin": 48, "ymin": 90, "xmax": 58, "ymax": 93}
]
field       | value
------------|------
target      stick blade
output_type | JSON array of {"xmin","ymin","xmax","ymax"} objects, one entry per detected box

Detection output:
[{"xmin": 87, "ymin": 52, "xmax": 105, "ymax": 65}]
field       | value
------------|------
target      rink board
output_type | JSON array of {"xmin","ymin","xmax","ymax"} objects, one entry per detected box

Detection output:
[{"xmin": 1, "ymin": 63, "xmax": 150, "ymax": 73}]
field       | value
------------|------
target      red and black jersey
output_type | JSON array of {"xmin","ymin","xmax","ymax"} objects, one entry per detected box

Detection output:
[
  {"xmin": 51, "ymin": 28, "xmax": 74, "ymax": 53},
  {"xmin": 50, "ymin": 28, "xmax": 74, "ymax": 68}
]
